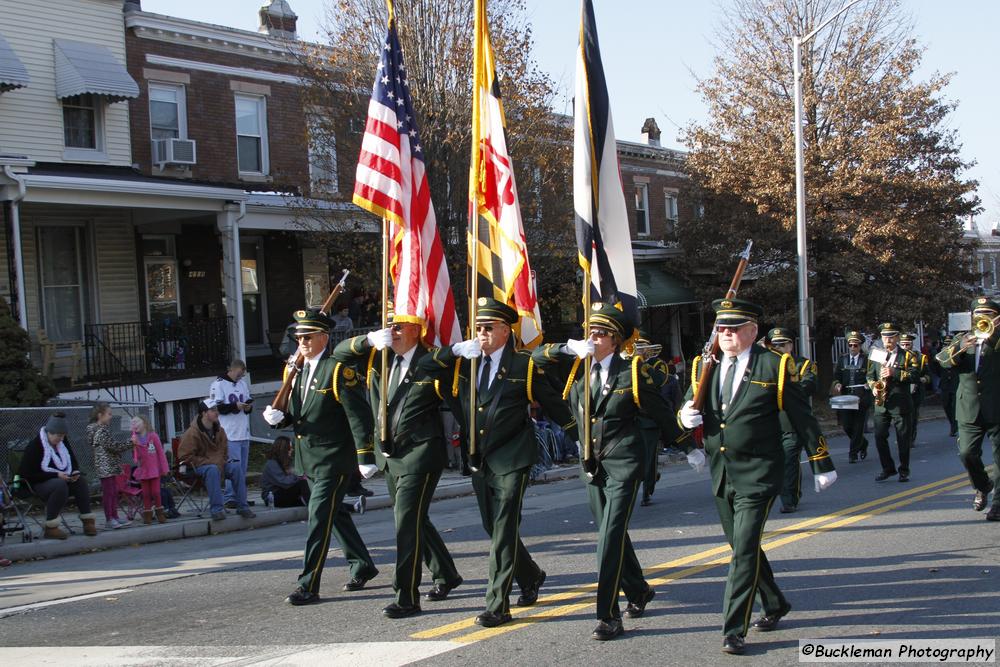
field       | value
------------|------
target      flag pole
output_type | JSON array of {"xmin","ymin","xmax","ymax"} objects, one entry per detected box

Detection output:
[
  {"xmin": 379, "ymin": 216, "xmax": 390, "ymax": 448},
  {"xmin": 467, "ymin": 0, "xmax": 486, "ymax": 471},
  {"xmin": 582, "ymin": 266, "xmax": 593, "ymax": 476}
]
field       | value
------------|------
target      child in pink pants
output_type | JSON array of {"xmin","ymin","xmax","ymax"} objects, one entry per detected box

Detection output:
[{"xmin": 131, "ymin": 416, "xmax": 169, "ymax": 524}]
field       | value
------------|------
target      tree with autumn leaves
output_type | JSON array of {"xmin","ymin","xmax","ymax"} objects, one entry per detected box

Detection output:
[
  {"xmin": 682, "ymin": 0, "xmax": 979, "ymax": 378},
  {"xmin": 295, "ymin": 0, "xmax": 576, "ymax": 330}
]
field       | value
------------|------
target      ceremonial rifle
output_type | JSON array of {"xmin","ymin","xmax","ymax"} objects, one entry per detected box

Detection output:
[{"xmin": 271, "ymin": 270, "xmax": 350, "ymax": 413}]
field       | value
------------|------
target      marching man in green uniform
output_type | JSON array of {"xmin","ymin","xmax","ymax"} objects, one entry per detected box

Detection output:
[
  {"xmin": 935, "ymin": 297, "xmax": 1000, "ymax": 519},
  {"xmin": 679, "ymin": 299, "xmax": 836, "ymax": 655},
  {"xmin": 532, "ymin": 304, "xmax": 698, "ymax": 640},
  {"xmin": 866, "ymin": 322, "xmax": 919, "ymax": 482},
  {"xmin": 832, "ymin": 330, "xmax": 871, "ymax": 463},
  {"xmin": 899, "ymin": 333, "xmax": 930, "ymax": 449},
  {"xmin": 765, "ymin": 327, "xmax": 817, "ymax": 514},
  {"xmin": 332, "ymin": 307, "xmax": 463, "ymax": 618},
  {"xmin": 937, "ymin": 335, "xmax": 959, "ymax": 437},
  {"xmin": 418, "ymin": 297, "xmax": 573, "ymax": 628},
  {"xmin": 263, "ymin": 308, "xmax": 379, "ymax": 605}
]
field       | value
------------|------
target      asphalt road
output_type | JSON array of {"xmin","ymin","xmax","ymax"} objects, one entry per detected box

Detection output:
[{"xmin": 1, "ymin": 417, "xmax": 997, "ymax": 666}]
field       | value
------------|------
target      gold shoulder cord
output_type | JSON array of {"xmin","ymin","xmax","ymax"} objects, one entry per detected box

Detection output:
[
  {"xmin": 562, "ymin": 357, "xmax": 582, "ymax": 401},
  {"xmin": 526, "ymin": 357, "xmax": 535, "ymax": 403},
  {"xmin": 777, "ymin": 353, "xmax": 791, "ymax": 410},
  {"xmin": 332, "ymin": 362, "xmax": 342, "ymax": 403},
  {"xmin": 690, "ymin": 355, "xmax": 702, "ymax": 394},
  {"xmin": 451, "ymin": 359, "xmax": 461, "ymax": 398},
  {"xmin": 433, "ymin": 379, "xmax": 443, "ymax": 400},
  {"xmin": 631, "ymin": 356, "xmax": 641, "ymax": 407},
  {"xmin": 365, "ymin": 347, "xmax": 377, "ymax": 384}
]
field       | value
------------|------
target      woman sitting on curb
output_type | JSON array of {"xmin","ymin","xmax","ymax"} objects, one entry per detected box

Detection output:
[{"xmin": 17, "ymin": 413, "xmax": 97, "ymax": 539}]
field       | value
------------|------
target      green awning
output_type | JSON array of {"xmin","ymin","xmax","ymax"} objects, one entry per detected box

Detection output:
[{"xmin": 635, "ymin": 264, "xmax": 698, "ymax": 308}]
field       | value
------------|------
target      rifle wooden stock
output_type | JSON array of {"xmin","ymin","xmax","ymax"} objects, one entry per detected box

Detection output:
[
  {"xmin": 271, "ymin": 270, "xmax": 350, "ymax": 413},
  {"xmin": 691, "ymin": 240, "xmax": 752, "ymax": 414}
]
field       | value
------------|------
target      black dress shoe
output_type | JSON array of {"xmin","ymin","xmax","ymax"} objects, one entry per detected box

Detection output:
[
  {"xmin": 348, "ymin": 485, "xmax": 375, "ymax": 497},
  {"xmin": 779, "ymin": 505, "xmax": 797, "ymax": 514},
  {"xmin": 875, "ymin": 470, "xmax": 897, "ymax": 482},
  {"xmin": 848, "ymin": 455, "xmax": 858, "ymax": 464},
  {"xmin": 898, "ymin": 470, "xmax": 909, "ymax": 482},
  {"xmin": 974, "ymin": 482, "xmax": 994, "ymax": 511},
  {"xmin": 751, "ymin": 604, "xmax": 790, "ymax": 631},
  {"xmin": 949, "ymin": 429, "xmax": 958, "ymax": 437},
  {"xmin": 623, "ymin": 587, "xmax": 655, "ymax": 619},
  {"xmin": 986, "ymin": 505, "xmax": 1000, "ymax": 521},
  {"xmin": 343, "ymin": 570, "xmax": 378, "ymax": 591},
  {"xmin": 382, "ymin": 602, "xmax": 421, "ymax": 618},
  {"xmin": 859, "ymin": 449, "xmax": 868, "ymax": 461},
  {"xmin": 640, "ymin": 496, "xmax": 651, "ymax": 506},
  {"xmin": 591, "ymin": 618, "xmax": 623, "ymax": 641},
  {"xmin": 722, "ymin": 634, "xmax": 745, "ymax": 655},
  {"xmin": 425, "ymin": 577, "xmax": 463, "ymax": 601},
  {"xmin": 285, "ymin": 587, "xmax": 320, "ymax": 606},
  {"xmin": 516, "ymin": 570, "xmax": 546, "ymax": 607},
  {"xmin": 475, "ymin": 610, "xmax": 511, "ymax": 627}
]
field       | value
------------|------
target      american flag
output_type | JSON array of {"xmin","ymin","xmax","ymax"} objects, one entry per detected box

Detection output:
[{"xmin": 353, "ymin": 19, "xmax": 460, "ymax": 347}]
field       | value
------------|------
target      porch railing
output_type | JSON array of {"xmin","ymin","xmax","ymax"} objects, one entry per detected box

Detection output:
[{"xmin": 84, "ymin": 317, "xmax": 232, "ymax": 385}]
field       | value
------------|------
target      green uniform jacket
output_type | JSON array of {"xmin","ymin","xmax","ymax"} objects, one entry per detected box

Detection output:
[
  {"xmin": 418, "ymin": 340, "xmax": 574, "ymax": 476},
  {"xmin": 936, "ymin": 334, "xmax": 1000, "ymax": 424},
  {"xmin": 865, "ymin": 348, "xmax": 918, "ymax": 415},
  {"xmin": 778, "ymin": 355, "xmax": 816, "ymax": 434},
  {"xmin": 913, "ymin": 352, "xmax": 931, "ymax": 404},
  {"xmin": 333, "ymin": 336, "xmax": 448, "ymax": 476},
  {"xmin": 278, "ymin": 351, "xmax": 376, "ymax": 478},
  {"xmin": 684, "ymin": 347, "xmax": 835, "ymax": 498},
  {"xmin": 532, "ymin": 345, "xmax": 678, "ymax": 482}
]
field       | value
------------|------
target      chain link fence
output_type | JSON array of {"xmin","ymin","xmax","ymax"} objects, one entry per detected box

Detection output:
[{"xmin": 0, "ymin": 402, "xmax": 155, "ymax": 491}]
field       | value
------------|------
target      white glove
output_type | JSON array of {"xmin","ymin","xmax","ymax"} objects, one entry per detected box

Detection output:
[
  {"xmin": 366, "ymin": 328, "xmax": 393, "ymax": 351},
  {"xmin": 451, "ymin": 338, "xmax": 482, "ymax": 359},
  {"xmin": 359, "ymin": 463, "xmax": 378, "ymax": 479},
  {"xmin": 564, "ymin": 338, "xmax": 594, "ymax": 359},
  {"xmin": 263, "ymin": 405, "xmax": 285, "ymax": 426},
  {"xmin": 686, "ymin": 448, "xmax": 706, "ymax": 473},
  {"xmin": 679, "ymin": 400, "xmax": 703, "ymax": 429},
  {"xmin": 814, "ymin": 470, "xmax": 838, "ymax": 493}
]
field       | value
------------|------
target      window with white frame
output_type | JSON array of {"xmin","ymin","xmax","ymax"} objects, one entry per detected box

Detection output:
[
  {"xmin": 664, "ymin": 189, "xmax": 679, "ymax": 235},
  {"xmin": 38, "ymin": 225, "xmax": 90, "ymax": 342},
  {"xmin": 307, "ymin": 114, "xmax": 338, "ymax": 194},
  {"xmin": 149, "ymin": 83, "xmax": 187, "ymax": 141},
  {"xmin": 235, "ymin": 94, "xmax": 268, "ymax": 175},
  {"xmin": 634, "ymin": 183, "xmax": 649, "ymax": 236},
  {"xmin": 62, "ymin": 94, "xmax": 102, "ymax": 150}
]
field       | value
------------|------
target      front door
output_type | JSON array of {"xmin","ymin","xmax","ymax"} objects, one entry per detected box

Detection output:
[{"xmin": 240, "ymin": 238, "xmax": 268, "ymax": 354}]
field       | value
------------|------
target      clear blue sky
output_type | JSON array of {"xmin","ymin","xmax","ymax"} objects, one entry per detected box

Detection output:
[{"xmin": 142, "ymin": 0, "xmax": 999, "ymax": 228}]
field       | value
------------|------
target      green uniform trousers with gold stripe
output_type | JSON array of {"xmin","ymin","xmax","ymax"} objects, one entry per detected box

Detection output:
[
  {"xmin": 472, "ymin": 463, "xmax": 542, "ymax": 615},
  {"xmin": 386, "ymin": 470, "xmax": 460, "ymax": 607},
  {"xmin": 586, "ymin": 471, "xmax": 648, "ymax": 620},
  {"xmin": 297, "ymin": 474, "xmax": 377, "ymax": 595},
  {"xmin": 715, "ymin": 480, "xmax": 789, "ymax": 637},
  {"xmin": 779, "ymin": 431, "xmax": 804, "ymax": 510}
]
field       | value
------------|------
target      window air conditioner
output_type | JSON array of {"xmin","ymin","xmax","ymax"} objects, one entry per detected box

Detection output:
[{"xmin": 152, "ymin": 138, "xmax": 197, "ymax": 166}]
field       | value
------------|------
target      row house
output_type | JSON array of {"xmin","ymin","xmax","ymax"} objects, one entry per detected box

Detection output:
[{"xmin": 0, "ymin": 0, "xmax": 369, "ymax": 438}]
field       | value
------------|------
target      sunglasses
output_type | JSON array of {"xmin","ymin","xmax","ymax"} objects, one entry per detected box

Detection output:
[
  {"xmin": 716, "ymin": 324, "xmax": 744, "ymax": 333},
  {"xmin": 848, "ymin": 343, "xmax": 860, "ymax": 348},
  {"xmin": 588, "ymin": 329, "xmax": 611, "ymax": 338},
  {"xmin": 390, "ymin": 324, "xmax": 405, "ymax": 332},
  {"xmin": 296, "ymin": 333, "xmax": 319, "ymax": 342}
]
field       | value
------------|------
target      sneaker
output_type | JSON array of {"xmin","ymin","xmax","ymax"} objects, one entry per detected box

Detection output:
[
  {"xmin": 353, "ymin": 495, "xmax": 366, "ymax": 515},
  {"xmin": 237, "ymin": 508, "xmax": 257, "ymax": 519},
  {"xmin": 116, "ymin": 517, "xmax": 131, "ymax": 527},
  {"xmin": 224, "ymin": 501, "xmax": 238, "ymax": 510},
  {"xmin": 105, "ymin": 518, "xmax": 122, "ymax": 530},
  {"xmin": 211, "ymin": 511, "xmax": 227, "ymax": 521},
  {"xmin": 165, "ymin": 508, "xmax": 181, "ymax": 519}
]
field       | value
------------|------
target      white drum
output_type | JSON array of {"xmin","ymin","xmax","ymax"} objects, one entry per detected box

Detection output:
[{"xmin": 830, "ymin": 395, "xmax": 860, "ymax": 410}]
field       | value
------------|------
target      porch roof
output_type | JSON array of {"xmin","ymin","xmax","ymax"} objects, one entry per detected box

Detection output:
[
  {"xmin": 0, "ymin": 33, "xmax": 30, "ymax": 92},
  {"xmin": 53, "ymin": 39, "xmax": 139, "ymax": 102},
  {"xmin": 635, "ymin": 264, "xmax": 699, "ymax": 309}
]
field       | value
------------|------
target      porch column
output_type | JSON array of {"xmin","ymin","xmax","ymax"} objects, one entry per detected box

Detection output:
[
  {"xmin": 2, "ymin": 182, "xmax": 28, "ymax": 330},
  {"xmin": 217, "ymin": 205, "xmax": 246, "ymax": 362}
]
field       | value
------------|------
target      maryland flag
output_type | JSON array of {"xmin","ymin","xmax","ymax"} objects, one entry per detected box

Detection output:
[
  {"xmin": 574, "ymin": 0, "xmax": 638, "ymax": 324},
  {"xmin": 468, "ymin": 0, "xmax": 542, "ymax": 348}
]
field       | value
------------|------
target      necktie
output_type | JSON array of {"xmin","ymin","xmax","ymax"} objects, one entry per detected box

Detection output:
[
  {"xmin": 591, "ymin": 361, "xmax": 602, "ymax": 403},
  {"xmin": 388, "ymin": 354, "xmax": 403, "ymax": 397},
  {"xmin": 300, "ymin": 361, "xmax": 310, "ymax": 401},
  {"xmin": 721, "ymin": 356, "xmax": 737, "ymax": 413},
  {"xmin": 478, "ymin": 355, "xmax": 492, "ymax": 397}
]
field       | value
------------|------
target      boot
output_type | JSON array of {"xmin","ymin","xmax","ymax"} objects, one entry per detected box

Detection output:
[
  {"xmin": 81, "ymin": 514, "xmax": 97, "ymax": 537},
  {"xmin": 44, "ymin": 518, "xmax": 68, "ymax": 540},
  {"xmin": 142, "ymin": 510, "xmax": 153, "ymax": 525},
  {"xmin": 155, "ymin": 506, "xmax": 167, "ymax": 524}
]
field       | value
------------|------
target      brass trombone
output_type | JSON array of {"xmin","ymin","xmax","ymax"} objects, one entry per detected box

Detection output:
[{"xmin": 950, "ymin": 313, "xmax": 1000, "ymax": 355}]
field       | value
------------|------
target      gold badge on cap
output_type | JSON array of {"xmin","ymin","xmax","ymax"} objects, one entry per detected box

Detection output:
[
  {"xmin": 295, "ymin": 310, "xmax": 306, "ymax": 318},
  {"xmin": 478, "ymin": 297, "xmax": 488, "ymax": 306},
  {"xmin": 979, "ymin": 298, "xmax": 987, "ymax": 304},
  {"xmin": 721, "ymin": 300, "xmax": 733, "ymax": 308},
  {"xmin": 591, "ymin": 302, "xmax": 603, "ymax": 311}
]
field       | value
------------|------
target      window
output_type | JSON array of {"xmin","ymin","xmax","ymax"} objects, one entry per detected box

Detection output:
[
  {"xmin": 235, "ymin": 94, "xmax": 268, "ymax": 175},
  {"xmin": 664, "ymin": 190, "xmax": 679, "ymax": 236},
  {"xmin": 62, "ymin": 94, "xmax": 101, "ymax": 149},
  {"xmin": 149, "ymin": 83, "xmax": 187, "ymax": 141},
  {"xmin": 38, "ymin": 226, "xmax": 89, "ymax": 341},
  {"xmin": 634, "ymin": 183, "xmax": 649, "ymax": 236},
  {"xmin": 993, "ymin": 256, "xmax": 998, "ymax": 289},
  {"xmin": 307, "ymin": 115, "xmax": 338, "ymax": 195}
]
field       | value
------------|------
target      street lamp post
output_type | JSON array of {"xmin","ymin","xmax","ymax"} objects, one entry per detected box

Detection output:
[{"xmin": 793, "ymin": 0, "xmax": 865, "ymax": 358}]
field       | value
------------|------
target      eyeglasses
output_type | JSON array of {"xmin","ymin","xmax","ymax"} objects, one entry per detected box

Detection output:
[
  {"xmin": 588, "ymin": 329, "xmax": 611, "ymax": 338},
  {"xmin": 390, "ymin": 324, "xmax": 405, "ymax": 332},
  {"xmin": 716, "ymin": 325, "xmax": 743, "ymax": 333}
]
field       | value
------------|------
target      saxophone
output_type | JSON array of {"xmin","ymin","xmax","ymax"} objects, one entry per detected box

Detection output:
[{"xmin": 873, "ymin": 379, "xmax": 887, "ymax": 407}]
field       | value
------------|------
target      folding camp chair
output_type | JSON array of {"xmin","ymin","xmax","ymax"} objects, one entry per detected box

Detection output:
[
  {"xmin": 168, "ymin": 438, "xmax": 209, "ymax": 517},
  {"xmin": 1, "ymin": 477, "xmax": 33, "ymax": 544},
  {"xmin": 115, "ymin": 464, "xmax": 144, "ymax": 521},
  {"xmin": 1, "ymin": 475, "xmax": 75, "ymax": 540}
]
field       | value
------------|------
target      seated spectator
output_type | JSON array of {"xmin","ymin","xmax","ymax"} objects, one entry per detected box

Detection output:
[
  {"xmin": 87, "ymin": 402, "xmax": 133, "ymax": 530},
  {"xmin": 17, "ymin": 412, "xmax": 97, "ymax": 539},
  {"xmin": 262, "ymin": 437, "xmax": 365, "ymax": 513},
  {"xmin": 177, "ymin": 399, "xmax": 256, "ymax": 521}
]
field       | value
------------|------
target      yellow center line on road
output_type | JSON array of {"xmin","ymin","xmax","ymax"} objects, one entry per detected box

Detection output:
[{"xmin": 412, "ymin": 471, "xmax": 971, "ymax": 642}]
